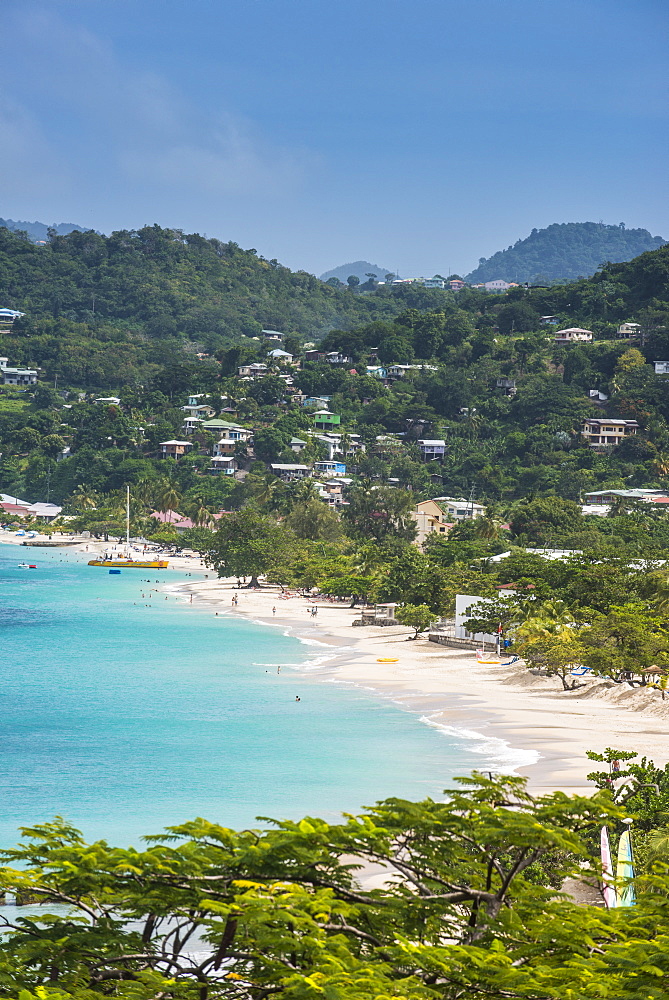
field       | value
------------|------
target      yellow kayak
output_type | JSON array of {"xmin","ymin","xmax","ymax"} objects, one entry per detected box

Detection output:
[{"xmin": 88, "ymin": 559, "xmax": 169, "ymax": 569}]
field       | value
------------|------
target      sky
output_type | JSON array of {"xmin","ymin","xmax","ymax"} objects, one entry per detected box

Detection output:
[{"xmin": 1, "ymin": 0, "xmax": 667, "ymax": 277}]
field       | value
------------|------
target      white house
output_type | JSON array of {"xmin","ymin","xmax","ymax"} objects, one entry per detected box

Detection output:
[
  {"xmin": 618, "ymin": 322, "xmax": 641, "ymax": 338},
  {"xmin": 483, "ymin": 280, "xmax": 513, "ymax": 292},
  {"xmin": 269, "ymin": 463, "xmax": 311, "ymax": 480},
  {"xmin": 261, "ymin": 329, "xmax": 284, "ymax": 341},
  {"xmin": 268, "ymin": 348, "xmax": 294, "ymax": 363},
  {"xmin": 554, "ymin": 327, "xmax": 593, "ymax": 345},
  {"xmin": 1, "ymin": 365, "xmax": 38, "ymax": 386},
  {"xmin": 0, "ymin": 308, "xmax": 25, "ymax": 323},
  {"xmin": 237, "ymin": 363, "xmax": 268, "ymax": 377},
  {"xmin": 654, "ymin": 362, "xmax": 669, "ymax": 375}
]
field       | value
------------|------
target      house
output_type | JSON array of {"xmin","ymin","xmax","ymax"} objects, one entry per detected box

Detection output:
[
  {"xmin": 1, "ymin": 364, "xmax": 38, "ymax": 385},
  {"xmin": 94, "ymin": 396, "xmax": 121, "ymax": 405},
  {"xmin": 181, "ymin": 403, "xmax": 215, "ymax": 418},
  {"xmin": 417, "ymin": 439, "xmax": 446, "ymax": 462},
  {"xmin": 423, "ymin": 278, "xmax": 445, "ymax": 289},
  {"xmin": 654, "ymin": 362, "xmax": 669, "ymax": 375},
  {"xmin": 366, "ymin": 365, "xmax": 388, "ymax": 380},
  {"xmin": 304, "ymin": 350, "xmax": 325, "ymax": 362},
  {"xmin": 314, "ymin": 460, "xmax": 347, "ymax": 478},
  {"xmin": 320, "ymin": 478, "xmax": 352, "ymax": 506},
  {"xmin": 483, "ymin": 280, "xmax": 512, "ymax": 292},
  {"xmin": 496, "ymin": 377, "xmax": 516, "ymax": 395},
  {"xmin": 554, "ymin": 327, "xmax": 593, "ymax": 345},
  {"xmin": 261, "ymin": 329, "xmax": 284, "ymax": 342},
  {"xmin": 540, "ymin": 315, "xmax": 560, "ymax": 326},
  {"xmin": 583, "ymin": 488, "xmax": 669, "ymax": 505},
  {"xmin": 209, "ymin": 456, "xmax": 238, "ymax": 476},
  {"xmin": 0, "ymin": 308, "xmax": 25, "ymax": 323},
  {"xmin": 449, "ymin": 279, "xmax": 466, "ymax": 291},
  {"xmin": 302, "ymin": 395, "xmax": 331, "ymax": 407},
  {"xmin": 159, "ymin": 440, "xmax": 193, "ymax": 459},
  {"xmin": 27, "ymin": 502, "xmax": 62, "ymax": 522},
  {"xmin": 269, "ymin": 463, "xmax": 311, "ymax": 480},
  {"xmin": 313, "ymin": 432, "xmax": 364, "ymax": 460},
  {"xmin": 588, "ymin": 389, "xmax": 609, "ymax": 402},
  {"xmin": 324, "ymin": 351, "xmax": 352, "ymax": 364},
  {"xmin": 290, "ymin": 437, "xmax": 307, "ymax": 453},
  {"xmin": 237, "ymin": 363, "xmax": 268, "ymax": 377},
  {"xmin": 413, "ymin": 496, "xmax": 485, "ymax": 545},
  {"xmin": 202, "ymin": 419, "xmax": 251, "ymax": 439},
  {"xmin": 618, "ymin": 322, "xmax": 642, "ymax": 339},
  {"xmin": 581, "ymin": 418, "xmax": 639, "ymax": 450},
  {"xmin": 182, "ymin": 416, "xmax": 204, "ymax": 434},
  {"xmin": 213, "ymin": 426, "xmax": 252, "ymax": 455},
  {"xmin": 268, "ymin": 348, "xmax": 294, "ymax": 363},
  {"xmin": 312, "ymin": 409, "xmax": 341, "ymax": 430},
  {"xmin": 186, "ymin": 394, "xmax": 206, "ymax": 406},
  {"xmin": 387, "ymin": 364, "xmax": 417, "ymax": 378}
]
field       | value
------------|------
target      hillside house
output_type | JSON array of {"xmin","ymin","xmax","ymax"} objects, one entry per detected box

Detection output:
[
  {"xmin": 423, "ymin": 278, "xmax": 445, "ymax": 289},
  {"xmin": 0, "ymin": 308, "xmax": 25, "ymax": 323},
  {"xmin": 484, "ymin": 280, "xmax": 513, "ymax": 292},
  {"xmin": 312, "ymin": 409, "xmax": 341, "ymax": 430},
  {"xmin": 654, "ymin": 362, "xmax": 669, "ymax": 375},
  {"xmin": 159, "ymin": 440, "xmax": 193, "ymax": 459},
  {"xmin": 413, "ymin": 496, "xmax": 485, "ymax": 546},
  {"xmin": 290, "ymin": 437, "xmax": 307, "ymax": 453},
  {"xmin": 584, "ymin": 488, "xmax": 669, "ymax": 505},
  {"xmin": 496, "ymin": 377, "xmax": 517, "ymax": 395},
  {"xmin": 0, "ymin": 359, "xmax": 37, "ymax": 385},
  {"xmin": 320, "ymin": 478, "xmax": 352, "ymax": 506},
  {"xmin": 182, "ymin": 416, "xmax": 204, "ymax": 434},
  {"xmin": 269, "ymin": 463, "xmax": 311, "ymax": 480},
  {"xmin": 268, "ymin": 348, "xmax": 294, "ymax": 364},
  {"xmin": 449, "ymin": 279, "xmax": 466, "ymax": 291},
  {"xmin": 209, "ymin": 456, "xmax": 238, "ymax": 476},
  {"xmin": 181, "ymin": 403, "xmax": 215, "ymax": 418},
  {"xmin": 313, "ymin": 432, "xmax": 364, "ymax": 460},
  {"xmin": 554, "ymin": 327, "xmax": 593, "ymax": 345},
  {"xmin": 618, "ymin": 322, "xmax": 642, "ymax": 339},
  {"xmin": 261, "ymin": 329, "xmax": 284, "ymax": 341},
  {"xmin": 237, "ymin": 363, "xmax": 268, "ymax": 377},
  {"xmin": 302, "ymin": 395, "xmax": 331, "ymax": 407},
  {"xmin": 418, "ymin": 439, "xmax": 446, "ymax": 462},
  {"xmin": 540, "ymin": 316, "xmax": 560, "ymax": 326},
  {"xmin": 314, "ymin": 460, "xmax": 347, "ymax": 478},
  {"xmin": 581, "ymin": 417, "xmax": 639, "ymax": 450}
]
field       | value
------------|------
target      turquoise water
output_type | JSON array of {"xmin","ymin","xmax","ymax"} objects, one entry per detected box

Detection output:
[{"xmin": 0, "ymin": 543, "xmax": 502, "ymax": 847}]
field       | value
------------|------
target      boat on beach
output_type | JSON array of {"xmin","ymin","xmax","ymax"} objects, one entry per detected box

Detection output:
[{"xmin": 87, "ymin": 486, "xmax": 169, "ymax": 569}]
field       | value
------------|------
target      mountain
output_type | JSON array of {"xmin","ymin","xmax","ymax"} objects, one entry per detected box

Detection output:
[
  {"xmin": 466, "ymin": 222, "xmax": 666, "ymax": 285},
  {"xmin": 320, "ymin": 260, "xmax": 393, "ymax": 284},
  {"xmin": 0, "ymin": 217, "xmax": 91, "ymax": 243}
]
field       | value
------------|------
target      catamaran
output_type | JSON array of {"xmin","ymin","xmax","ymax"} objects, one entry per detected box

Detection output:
[{"xmin": 88, "ymin": 486, "xmax": 169, "ymax": 569}]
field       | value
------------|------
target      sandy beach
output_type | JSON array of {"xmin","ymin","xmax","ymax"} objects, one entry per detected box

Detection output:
[
  {"xmin": 3, "ymin": 529, "xmax": 666, "ymax": 797},
  {"xmin": 172, "ymin": 576, "xmax": 669, "ymax": 796}
]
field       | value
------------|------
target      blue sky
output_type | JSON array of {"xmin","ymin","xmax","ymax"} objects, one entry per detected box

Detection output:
[{"xmin": 1, "ymin": 0, "xmax": 667, "ymax": 276}]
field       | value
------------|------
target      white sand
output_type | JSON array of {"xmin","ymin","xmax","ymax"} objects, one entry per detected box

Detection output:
[{"xmin": 175, "ymin": 578, "xmax": 669, "ymax": 796}]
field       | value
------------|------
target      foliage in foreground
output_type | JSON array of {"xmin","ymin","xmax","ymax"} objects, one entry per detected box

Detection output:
[{"xmin": 1, "ymin": 773, "xmax": 669, "ymax": 999}]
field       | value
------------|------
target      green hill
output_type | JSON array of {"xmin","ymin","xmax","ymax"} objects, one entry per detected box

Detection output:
[
  {"xmin": 466, "ymin": 222, "xmax": 665, "ymax": 284},
  {"xmin": 0, "ymin": 217, "xmax": 89, "ymax": 243}
]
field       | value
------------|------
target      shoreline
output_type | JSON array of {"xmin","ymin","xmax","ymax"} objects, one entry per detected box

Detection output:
[{"xmin": 176, "ymin": 577, "xmax": 669, "ymax": 796}]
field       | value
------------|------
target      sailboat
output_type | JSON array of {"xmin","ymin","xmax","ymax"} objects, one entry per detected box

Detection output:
[{"xmin": 88, "ymin": 486, "xmax": 169, "ymax": 569}]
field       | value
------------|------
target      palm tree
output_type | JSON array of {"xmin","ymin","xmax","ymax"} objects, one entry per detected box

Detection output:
[
  {"xmin": 69, "ymin": 486, "xmax": 99, "ymax": 512},
  {"xmin": 155, "ymin": 479, "xmax": 182, "ymax": 519}
]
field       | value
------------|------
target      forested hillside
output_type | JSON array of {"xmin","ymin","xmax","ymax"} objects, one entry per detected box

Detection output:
[
  {"xmin": 466, "ymin": 222, "xmax": 666, "ymax": 284},
  {"xmin": 0, "ymin": 218, "xmax": 86, "ymax": 243}
]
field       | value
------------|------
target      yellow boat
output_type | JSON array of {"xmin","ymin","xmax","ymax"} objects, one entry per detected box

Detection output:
[{"xmin": 88, "ymin": 558, "xmax": 169, "ymax": 569}]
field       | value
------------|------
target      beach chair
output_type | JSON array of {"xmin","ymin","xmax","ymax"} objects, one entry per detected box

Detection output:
[{"xmin": 570, "ymin": 664, "xmax": 592, "ymax": 676}]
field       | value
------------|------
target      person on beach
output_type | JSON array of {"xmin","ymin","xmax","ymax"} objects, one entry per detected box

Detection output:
[{"xmin": 272, "ymin": 606, "xmax": 276, "ymax": 616}]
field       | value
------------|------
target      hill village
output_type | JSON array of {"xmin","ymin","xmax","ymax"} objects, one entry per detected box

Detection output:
[{"xmin": 1, "ymin": 310, "xmax": 668, "ymax": 538}]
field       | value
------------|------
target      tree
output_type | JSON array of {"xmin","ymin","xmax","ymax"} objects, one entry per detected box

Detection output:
[
  {"xmin": 509, "ymin": 495, "xmax": 584, "ymax": 545},
  {"xmin": 0, "ymin": 772, "xmax": 646, "ymax": 1000},
  {"xmin": 205, "ymin": 506, "xmax": 290, "ymax": 587},
  {"xmin": 285, "ymin": 497, "xmax": 343, "ymax": 541},
  {"xmin": 346, "ymin": 274, "xmax": 360, "ymax": 290},
  {"xmin": 342, "ymin": 480, "xmax": 417, "ymax": 543},
  {"xmin": 396, "ymin": 603, "xmax": 438, "ymax": 638}
]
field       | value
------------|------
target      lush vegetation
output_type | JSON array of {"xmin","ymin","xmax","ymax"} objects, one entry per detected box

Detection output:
[
  {"xmin": 0, "ymin": 761, "xmax": 668, "ymax": 999},
  {"xmin": 466, "ymin": 221, "xmax": 666, "ymax": 284}
]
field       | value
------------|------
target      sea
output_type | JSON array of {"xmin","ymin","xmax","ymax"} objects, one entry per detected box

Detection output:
[{"xmin": 0, "ymin": 543, "xmax": 526, "ymax": 849}]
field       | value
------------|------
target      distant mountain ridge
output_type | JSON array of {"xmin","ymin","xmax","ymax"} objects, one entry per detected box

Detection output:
[
  {"xmin": 320, "ymin": 260, "xmax": 393, "ymax": 283},
  {"xmin": 0, "ymin": 217, "xmax": 91, "ymax": 243},
  {"xmin": 465, "ymin": 222, "xmax": 666, "ymax": 285}
]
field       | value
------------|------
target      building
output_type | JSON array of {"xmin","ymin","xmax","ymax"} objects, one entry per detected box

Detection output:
[
  {"xmin": 269, "ymin": 463, "xmax": 311, "ymax": 480},
  {"xmin": 268, "ymin": 348, "xmax": 294, "ymax": 363},
  {"xmin": 324, "ymin": 351, "xmax": 352, "ymax": 365},
  {"xmin": 209, "ymin": 456, "xmax": 238, "ymax": 476},
  {"xmin": 554, "ymin": 327, "xmax": 593, "ymax": 345},
  {"xmin": 261, "ymin": 329, "xmax": 284, "ymax": 341},
  {"xmin": 181, "ymin": 403, "xmax": 215, "ymax": 419},
  {"xmin": 290, "ymin": 437, "xmax": 307, "ymax": 453},
  {"xmin": 583, "ymin": 488, "xmax": 669, "ymax": 505},
  {"xmin": 0, "ymin": 308, "xmax": 25, "ymax": 323},
  {"xmin": 423, "ymin": 278, "xmax": 445, "ymax": 289},
  {"xmin": 202, "ymin": 419, "xmax": 251, "ymax": 438},
  {"xmin": 314, "ymin": 460, "xmax": 347, "ymax": 478},
  {"xmin": 540, "ymin": 315, "xmax": 560, "ymax": 326},
  {"xmin": 496, "ymin": 377, "xmax": 517, "ymax": 395},
  {"xmin": 618, "ymin": 322, "xmax": 642, "ymax": 339},
  {"xmin": 182, "ymin": 416, "xmax": 204, "ymax": 434},
  {"xmin": 0, "ymin": 359, "xmax": 38, "ymax": 385},
  {"xmin": 237, "ymin": 363, "xmax": 268, "ymax": 377},
  {"xmin": 449, "ymin": 279, "xmax": 466, "ymax": 291},
  {"xmin": 413, "ymin": 496, "xmax": 485, "ymax": 543},
  {"xmin": 581, "ymin": 418, "xmax": 639, "ymax": 450},
  {"xmin": 159, "ymin": 440, "xmax": 193, "ymax": 459},
  {"xmin": 312, "ymin": 409, "xmax": 341, "ymax": 430},
  {"xmin": 483, "ymin": 280, "xmax": 513, "ymax": 292},
  {"xmin": 313, "ymin": 431, "xmax": 364, "ymax": 460},
  {"xmin": 27, "ymin": 502, "xmax": 62, "ymax": 522},
  {"xmin": 417, "ymin": 439, "xmax": 446, "ymax": 462},
  {"xmin": 654, "ymin": 362, "xmax": 669, "ymax": 375}
]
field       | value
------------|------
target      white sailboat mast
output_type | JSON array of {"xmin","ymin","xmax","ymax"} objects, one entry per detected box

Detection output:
[{"xmin": 126, "ymin": 485, "xmax": 130, "ymax": 551}]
